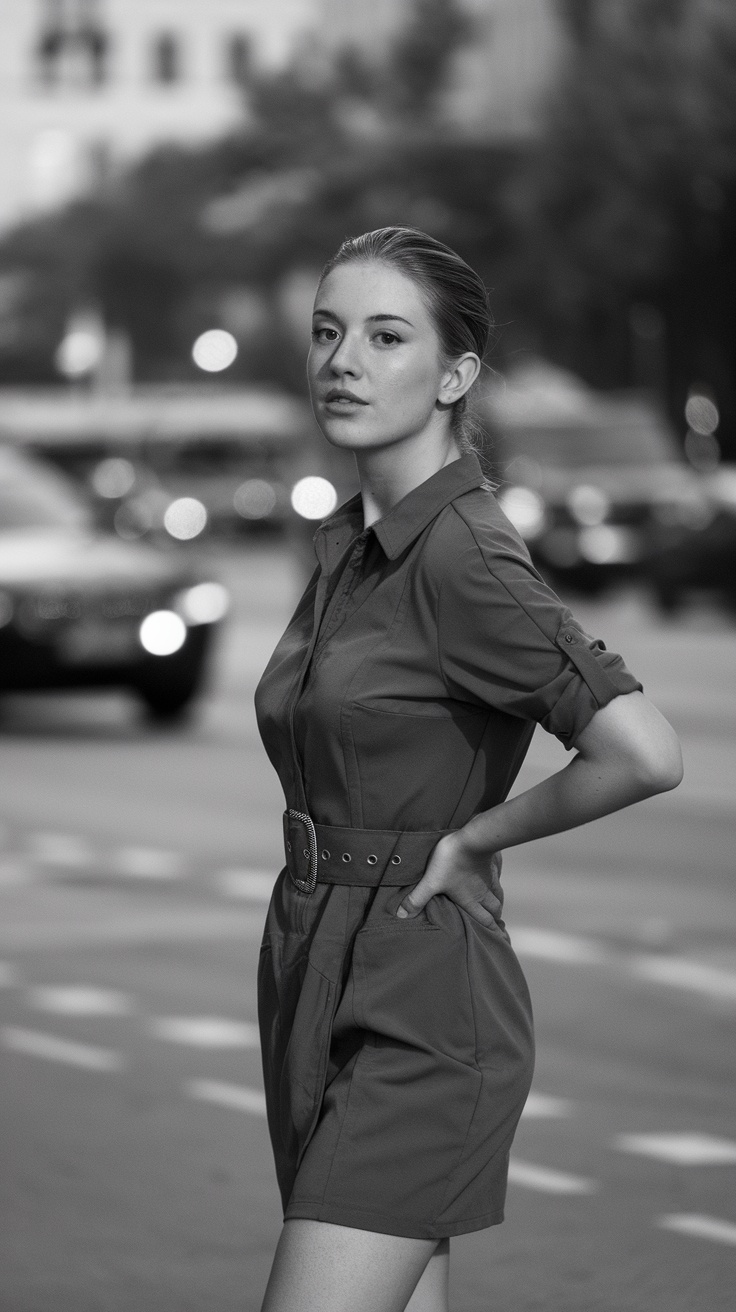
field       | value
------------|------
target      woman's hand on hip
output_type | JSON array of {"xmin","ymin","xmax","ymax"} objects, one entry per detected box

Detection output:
[{"xmin": 396, "ymin": 831, "xmax": 503, "ymax": 927}]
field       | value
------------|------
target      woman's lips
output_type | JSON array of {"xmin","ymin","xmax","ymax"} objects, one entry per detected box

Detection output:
[{"xmin": 322, "ymin": 393, "xmax": 368, "ymax": 412}]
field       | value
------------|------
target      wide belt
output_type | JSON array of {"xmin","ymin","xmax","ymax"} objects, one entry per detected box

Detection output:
[{"xmin": 283, "ymin": 809, "xmax": 452, "ymax": 894}]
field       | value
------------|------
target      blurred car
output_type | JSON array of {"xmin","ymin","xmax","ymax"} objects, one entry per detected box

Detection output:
[
  {"xmin": 479, "ymin": 361, "xmax": 713, "ymax": 596},
  {"xmin": 0, "ymin": 446, "xmax": 228, "ymax": 720},
  {"xmin": 645, "ymin": 463, "xmax": 736, "ymax": 613},
  {"xmin": 0, "ymin": 384, "xmax": 319, "ymax": 541}
]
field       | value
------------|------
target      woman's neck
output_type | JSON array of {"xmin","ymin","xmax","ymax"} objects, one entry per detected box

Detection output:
[{"xmin": 356, "ymin": 430, "xmax": 462, "ymax": 530}]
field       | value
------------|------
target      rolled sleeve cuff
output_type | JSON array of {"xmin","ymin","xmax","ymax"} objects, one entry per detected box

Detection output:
[{"xmin": 540, "ymin": 620, "xmax": 643, "ymax": 748}]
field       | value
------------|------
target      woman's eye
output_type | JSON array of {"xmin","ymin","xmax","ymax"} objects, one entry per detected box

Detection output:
[
  {"xmin": 376, "ymin": 331, "xmax": 400, "ymax": 346},
  {"xmin": 311, "ymin": 326, "xmax": 339, "ymax": 343}
]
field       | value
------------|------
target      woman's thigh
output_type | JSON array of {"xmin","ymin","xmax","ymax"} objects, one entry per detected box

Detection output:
[{"xmin": 259, "ymin": 1220, "xmax": 448, "ymax": 1312}]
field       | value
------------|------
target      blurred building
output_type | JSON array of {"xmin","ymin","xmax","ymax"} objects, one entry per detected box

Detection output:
[
  {"xmin": 317, "ymin": 0, "xmax": 569, "ymax": 137},
  {"xmin": 0, "ymin": 0, "xmax": 315, "ymax": 231}
]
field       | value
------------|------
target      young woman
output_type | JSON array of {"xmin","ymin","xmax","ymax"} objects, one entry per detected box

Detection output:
[{"xmin": 254, "ymin": 228, "xmax": 682, "ymax": 1312}]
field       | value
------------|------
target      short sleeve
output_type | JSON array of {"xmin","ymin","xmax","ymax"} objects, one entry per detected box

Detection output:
[{"xmin": 437, "ymin": 539, "xmax": 642, "ymax": 748}]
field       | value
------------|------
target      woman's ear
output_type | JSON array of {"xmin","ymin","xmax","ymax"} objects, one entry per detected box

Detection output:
[{"xmin": 438, "ymin": 353, "xmax": 481, "ymax": 407}]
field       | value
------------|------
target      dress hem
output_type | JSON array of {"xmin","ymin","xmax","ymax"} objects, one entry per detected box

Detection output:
[{"xmin": 283, "ymin": 1198, "xmax": 505, "ymax": 1239}]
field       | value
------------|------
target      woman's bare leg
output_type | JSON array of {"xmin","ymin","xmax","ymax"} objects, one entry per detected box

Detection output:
[
  {"xmin": 259, "ymin": 1220, "xmax": 450, "ymax": 1312},
  {"xmin": 405, "ymin": 1238, "xmax": 450, "ymax": 1312}
]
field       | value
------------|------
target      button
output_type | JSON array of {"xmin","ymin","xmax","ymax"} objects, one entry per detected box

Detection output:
[
  {"xmin": 321, "ymin": 849, "xmax": 330, "ymax": 860},
  {"xmin": 342, "ymin": 852, "xmax": 352, "ymax": 863},
  {"xmin": 286, "ymin": 841, "xmax": 292, "ymax": 852},
  {"xmin": 366, "ymin": 854, "xmax": 378, "ymax": 865},
  {"xmin": 391, "ymin": 855, "xmax": 402, "ymax": 865},
  {"xmin": 303, "ymin": 848, "xmax": 310, "ymax": 859},
  {"xmin": 565, "ymin": 633, "xmax": 573, "ymax": 644}
]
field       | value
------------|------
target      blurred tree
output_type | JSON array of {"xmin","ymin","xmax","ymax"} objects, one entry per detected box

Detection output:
[{"xmin": 510, "ymin": 0, "xmax": 736, "ymax": 451}]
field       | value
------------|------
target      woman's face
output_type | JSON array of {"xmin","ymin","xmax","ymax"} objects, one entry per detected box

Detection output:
[{"xmin": 308, "ymin": 260, "xmax": 455, "ymax": 454}]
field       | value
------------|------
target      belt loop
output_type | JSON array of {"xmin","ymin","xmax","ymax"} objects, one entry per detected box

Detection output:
[{"xmin": 287, "ymin": 808, "xmax": 318, "ymax": 894}]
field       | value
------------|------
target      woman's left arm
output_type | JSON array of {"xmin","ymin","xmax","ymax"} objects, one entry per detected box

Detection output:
[{"xmin": 397, "ymin": 691, "xmax": 683, "ymax": 923}]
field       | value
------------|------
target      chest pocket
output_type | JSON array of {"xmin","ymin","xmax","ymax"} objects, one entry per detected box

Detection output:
[{"xmin": 345, "ymin": 701, "xmax": 488, "ymax": 831}]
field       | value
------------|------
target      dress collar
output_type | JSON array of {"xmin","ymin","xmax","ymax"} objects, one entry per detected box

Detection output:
[{"xmin": 315, "ymin": 453, "xmax": 486, "ymax": 566}]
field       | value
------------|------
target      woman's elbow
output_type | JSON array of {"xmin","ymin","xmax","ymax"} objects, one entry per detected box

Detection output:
[{"xmin": 631, "ymin": 728, "xmax": 684, "ymax": 795}]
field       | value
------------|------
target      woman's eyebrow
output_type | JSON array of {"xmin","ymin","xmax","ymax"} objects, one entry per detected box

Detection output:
[
  {"xmin": 367, "ymin": 314, "xmax": 414, "ymax": 326},
  {"xmin": 311, "ymin": 309, "xmax": 414, "ymax": 327}
]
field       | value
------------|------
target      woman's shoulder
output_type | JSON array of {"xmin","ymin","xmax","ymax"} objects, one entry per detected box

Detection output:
[{"xmin": 423, "ymin": 482, "xmax": 538, "ymax": 587}]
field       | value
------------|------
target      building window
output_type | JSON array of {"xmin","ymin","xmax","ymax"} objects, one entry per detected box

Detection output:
[
  {"xmin": 153, "ymin": 33, "xmax": 181, "ymax": 84},
  {"xmin": 226, "ymin": 34, "xmax": 252, "ymax": 85},
  {"xmin": 35, "ymin": 0, "xmax": 110, "ymax": 88}
]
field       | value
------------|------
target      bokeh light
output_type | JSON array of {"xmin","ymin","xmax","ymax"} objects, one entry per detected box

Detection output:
[
  {"xmin": 191, "ymin": 329, "xmax": 238, "ymax": 372},
  {"xmin": 139, "ymin": 611, "xmax": 187, "ymax": 656},
  {"xmin": 685, "ymin": 393, "xmax": 719, "ymax": 435},
  {"xmin": 233, "ymin": 478, "xmax": 278, "ymax": 519},
  {"xmin": 163, "ymin": 497, "xmax": 208, "ymax": 540},
  {"xmin": 177, "ymin": 582, "xmax": 229, "ymax": 625},
  {"xmin": 55, "ymin": 328, "xmax": 104, "ymax": 379},
  {"xmin": 567, "ymin": 484, "xmax": 610, "ymax": 527},
  {"xmin": 90, "ymin": 458, "xmax": 136, "ymax": 499},
  {"xmin": 498, "ymin": 485, "xmax": 546, "ymax": 539},
  {"xmin": 290, "ymin": 476, "xmax": 338, "ymax": 520}
]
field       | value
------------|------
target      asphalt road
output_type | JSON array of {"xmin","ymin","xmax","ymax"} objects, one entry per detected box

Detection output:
[{"xmin": 1, "ymin": 545, "xmax": 735, "ymax": 1312}]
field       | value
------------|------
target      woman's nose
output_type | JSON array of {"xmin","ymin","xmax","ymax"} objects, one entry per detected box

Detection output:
[{"xmin": 328, "ymin": 333, "xmax": 362, "ymax": 377}]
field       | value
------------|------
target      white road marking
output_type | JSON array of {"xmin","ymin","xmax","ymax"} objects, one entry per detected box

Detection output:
[
  {"xmin": 28, "ymin": 986, "xmax": 133, "ymax": 1016},
  {"xmin": 630, "ymin": 954, "xmax": 736, "ymax": 1003},
  {"xmin": 511, "ymin": 926, "xmax": 610, "ymax": 966},
  {"xmin": 2, "ymin": 1026, "xmax": 123, "ymax": 1071},
  {"xmin": 112, "ymin": 847, "xmax": 184, "ymax": 880},
  {"xmin": 186, "ymin": 1079, "xmax": 267, "ymax": 1116},
  {"xmin": 507, "ymin": 1159, "xmax": 598, "ymax": 1195},
  {"xmin": 657, "ymin": 1214, "xmax": 736, "ymax": 1246},
  {"xmin": 217, "ymin": 869, "xmax": 277, "ymax": 901},
  {"xmin": 614, "ymin": 1133, "xmax": 736, "ymax": 1165},
  {"xmin": 0, "ymin": 961, "xmax": 18, "ymax": 987},
  {"xmin": 150, "ymin": 1017, "xmax": 260, "ymax": 1048},
  {"xmin": 522, "ymin": 1092, "xmax": 573, "ymax": 1119},
  {"xmin": 27, "ymin": 833, "xmax": 94, "ymax": 869}
]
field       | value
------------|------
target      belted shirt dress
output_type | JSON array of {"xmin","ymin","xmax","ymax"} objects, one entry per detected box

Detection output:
[{"xmin": 254, "ymin": 453, "xmax": 641, "ymax": 1239}]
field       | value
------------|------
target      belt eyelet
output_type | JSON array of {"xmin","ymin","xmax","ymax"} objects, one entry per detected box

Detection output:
[
  {"xmin": 321, "ymin": 849, "xmax": 330, "ymax": 860},
  {"xmin": 391, "ymin": 854, "xmax": 402, "ymax": 865},
  {"xmin": 341, "ymin": 852, "xmax": 352, "ymax": 863},
  {"xmin": 366, "ymin": 854, "xmax": 378, "ymax": 865}
]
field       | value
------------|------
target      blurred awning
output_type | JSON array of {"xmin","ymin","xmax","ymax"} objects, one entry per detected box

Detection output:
[{"xmin": 0, "ymin": 385, "xmax": 314, "ymax": 447}]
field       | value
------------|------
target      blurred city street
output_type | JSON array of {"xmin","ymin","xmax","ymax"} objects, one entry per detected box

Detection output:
[{"xmin": 1, "ymin": 544, "xmax": 735, "ymax": 1312}]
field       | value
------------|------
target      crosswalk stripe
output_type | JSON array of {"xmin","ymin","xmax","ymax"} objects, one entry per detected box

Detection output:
[
  {"xmin": 150, "ymin": 1018, "xmax": 260, "ymax": 1048},
  {"xmin": 614, "ymin": 1133, "xmax": 736, "ymax": 1165},
  {"xmin": 2, "ymin": 1026, "xmax": 123, "ymax": 1071},
  {"xmin": 508, "ymin": 1159, "xmax": 598, "ymax": 1194},
  {"xmin": 511, "ymin": 927, "xmax": 609, "ymax": 965},
  {"xmin": 28, "ymin": 987, "xmax": 133, "ymax": 1016},
  {"xmin": 112, "ymin": 848, "xmax": 184, "ymax": 880},
  {"xmin": 630, "ymin": 954, "xmax": 736, "ymax": 1002},
  {"xmin": 185, "ymin": 1078, "xmax": 267, "ymax": 1116},
  {"xmin": 522, "ymin": 1092, "xmax": 573, "ymax": 1118},
  {"xmin": 657, "ymin": 1214, "xmax": 736, "ymax": 1246}
]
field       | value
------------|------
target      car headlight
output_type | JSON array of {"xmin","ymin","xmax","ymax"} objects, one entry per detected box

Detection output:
[
  {"xmin": 0, "ymin": 590, "xmax": 14, "ymax": 628},
  {"xmin": 498, "ymin": 486, "xmax": 546, "ymax": 540},
  {"xmin": 175, "ymin": 582, "xmax": 229, "ymax": 625},
  {"xmin": 139, "ymin": 611, "xmax": 187, "ymax": 656}
]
